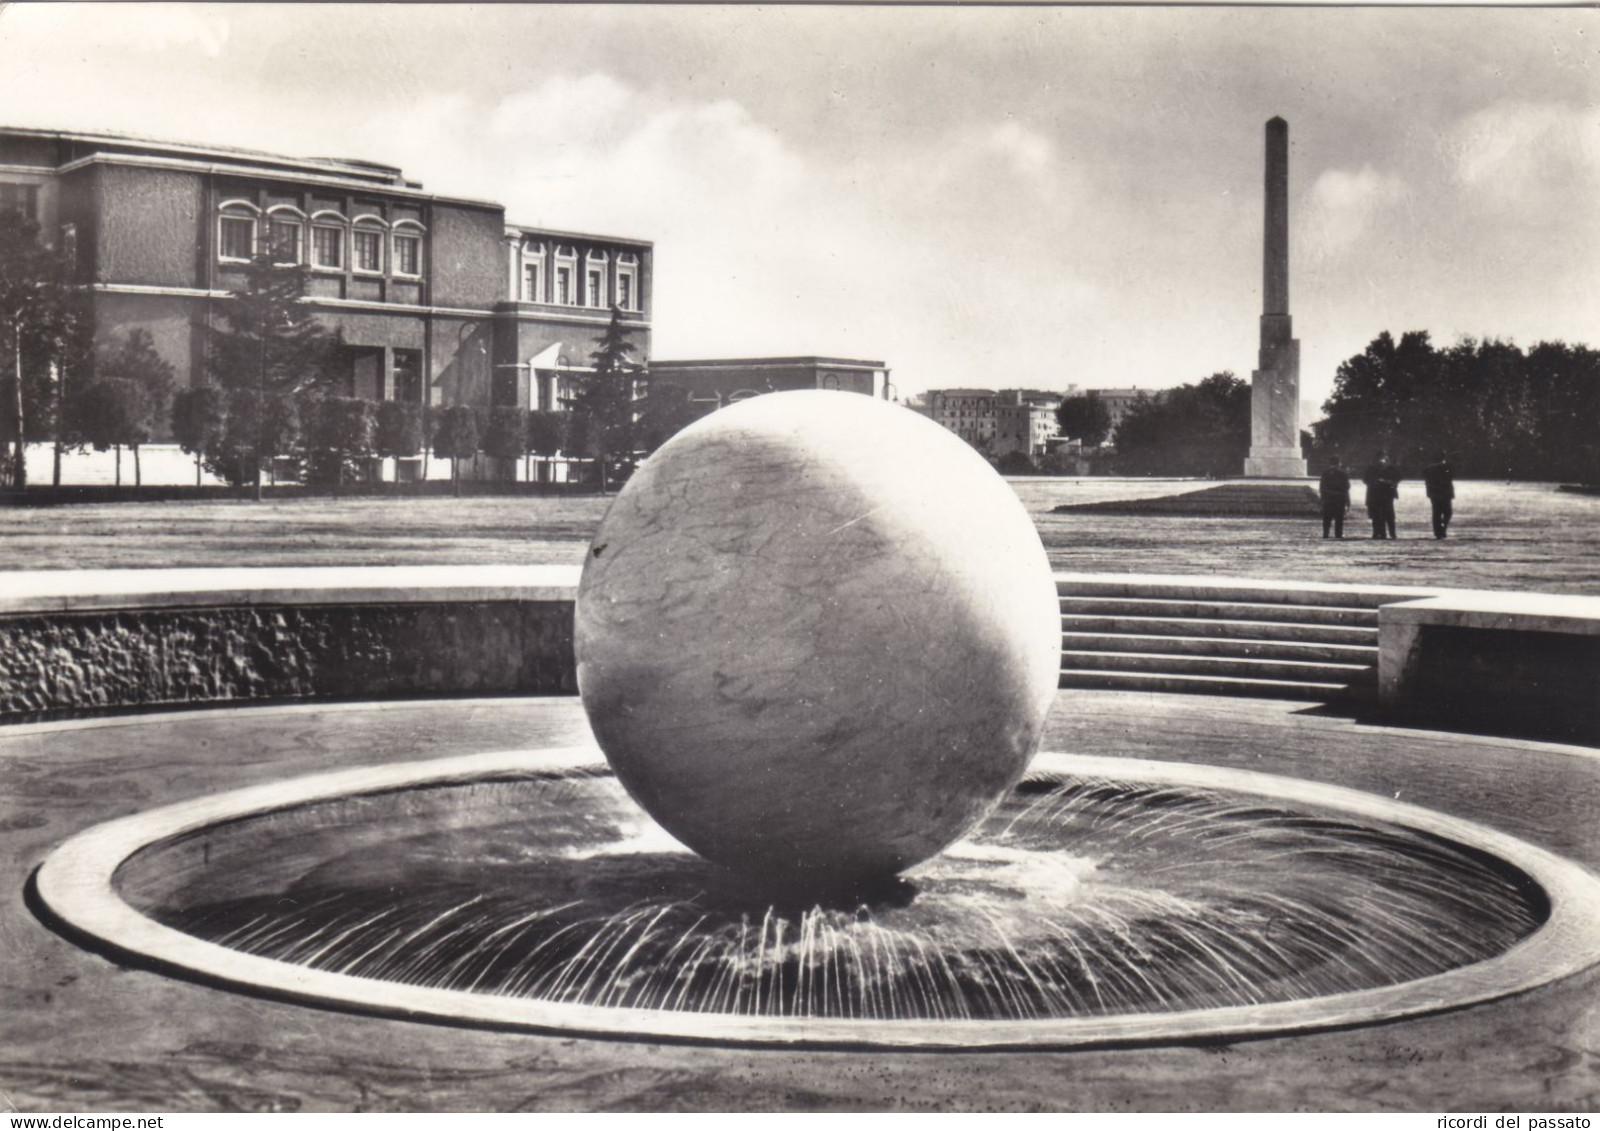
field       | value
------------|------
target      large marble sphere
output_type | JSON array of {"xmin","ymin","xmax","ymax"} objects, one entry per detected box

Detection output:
[{"xmin": 574, "ymin": 390, "xmax": 1061, "ymax": 888}]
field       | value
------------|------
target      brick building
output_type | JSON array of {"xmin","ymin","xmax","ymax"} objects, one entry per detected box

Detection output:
[{"xmin": 0, "ymin": 126, "xmax": 651, "ymax": 450}]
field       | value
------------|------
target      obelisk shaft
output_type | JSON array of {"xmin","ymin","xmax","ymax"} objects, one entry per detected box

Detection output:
[
  {"xmin": 1263, "ymin": 117, "xmax": 1289, "ymax": 318},
  {"xmin": 1244, "ymin": 116, "xmax": 1307, "ymax": 478}
]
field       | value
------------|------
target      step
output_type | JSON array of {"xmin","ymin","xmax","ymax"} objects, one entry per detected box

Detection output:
[
  {"xmin": 1058, "ymin": 614, "xmax": 1379, "ymax": 645},
  {"xmin": 1059, "ymin": 650, "xmax": 1376, "ymax": 684},
  {"xmin": 1059, "ymin": 632, "xmax": 1379, "ymax": 665},
  {"xmin": 1058, "ymin": 596, "xmax": 1379, "ymax": 627},
  {"xmin": 1054, "ymin": 577, "xmax": 1428, "ymax": 610},
  {"xmin": 1058, "ymin": 669, "xmax": 1359, "ymax": 701}
]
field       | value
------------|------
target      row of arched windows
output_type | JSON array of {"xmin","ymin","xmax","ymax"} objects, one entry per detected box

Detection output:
[
  {"xmin": 519, "ymin": 239, "xmax": 640, "ymax": 311},
  {"xmin": 217, "ymin": 200, "xmax": 426, "ymax": 277}
]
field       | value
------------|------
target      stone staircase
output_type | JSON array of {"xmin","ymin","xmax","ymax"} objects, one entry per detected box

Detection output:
[{"xmin": 1056, "ymin": 574, "xmax": 1435, "ymax": 702}]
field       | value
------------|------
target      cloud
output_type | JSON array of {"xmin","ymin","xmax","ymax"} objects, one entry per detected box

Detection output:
[
  {"xmin": 988, "ymin": 120, "xmax": 1056, "ymax": 178},
  {"xmin": 1301, "ymin": 164, "xmax": 1407, "ymax": 260},
  {"xmin": 1447, "ymin": 99, "xmax": 1600, "ymax": 208}
]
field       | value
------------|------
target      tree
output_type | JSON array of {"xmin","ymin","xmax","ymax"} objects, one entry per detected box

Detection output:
[
  {"xmin": 171, "ymin": 385, "xmax": 226, "ymax": 486},
  {"xmin": 432, "ymin": 404, "xmax": 480, "ymax": 496},
  {"xmin": 636, "ymin": 380, "xmax": 701, "ymax": 453},
  {"xmin": 1113, "ymin": 373, "xmax": 1250, "ymax": 477},
  {"xmin": 482, "ymin": 406, "xmax": 528, "ymax": 482},
  {"xmin": 374, "ymin": 400, "xmax": 425, "ymax": 468},
  {"xmin": 92, "ymin": 328, "xmax": 174, "ymax": 486},
  {"xmin": 525, "ymin": 409, "xmax": 566, "ymax": 484},
  {"xmin": 206, "ymin": 389, "xmax": 300, "ymax": 489},
  {"xmin": 74, "ymin": 378, "xmax": 145, "ymax": 486},
  {"xmin": 565, "ymin": 307, "xmax": 644, "ymax": 492},
  {"xmin": 208, "ymin": 254, "xmax": 340, "ymax": 499},
  {"xmin": 996, "ymin": 450, "xmax": 1037, "ymax": 476},
  {"xmin": 0, "ymin": 210, "xmax": 87, "ymax": 488},
  {"xmin": 1056, "ymin": 392, "xmax": 1112, "ymax": 447},
  {"xmin": 301, "ymin": 396, "xmax": 376, "ymax": 488}
]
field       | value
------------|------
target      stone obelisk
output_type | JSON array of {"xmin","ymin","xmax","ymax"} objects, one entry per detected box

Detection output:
[{"xmin": 1243, "ymin": 116, "xmax": 1307, "ymax": 478}]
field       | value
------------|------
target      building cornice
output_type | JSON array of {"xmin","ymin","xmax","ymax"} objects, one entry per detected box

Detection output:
[
  {"xmin": 653, "ymin": 357, "xmax": 886, "ymax": 371},
  {"xmin": 4, "ymin": 124, "xmax": 409, "ymax": 184},
  {"xmin": 92, "ymin": 283, "xmax": 496, "ymax": 319},
  {"xmin": 494, "ymin": 305, "xmax": 651, "ymax": 329},
  {"xmin": 58, "ymin": 153, "xmax": 502, "ymax": 212},
  {"xmin": 505, "ymin": 222, "xmax": 653, "ymax": 251}
]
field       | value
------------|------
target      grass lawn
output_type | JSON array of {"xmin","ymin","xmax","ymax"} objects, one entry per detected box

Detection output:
[{"xmin": 0, "ymin": 478, "xmax": 1595, "ymax": 594}]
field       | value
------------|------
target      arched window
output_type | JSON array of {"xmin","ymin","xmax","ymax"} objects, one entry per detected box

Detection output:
[
  {"xmin": 616, "ymin": 252, "xmax": 639, "ymax": 312},
  {"xmin": 265, "ymin": 205, "xmax": 305, "ymax": 265},
  {"xmin": 311, "ymin": 209, "xmax": 347, "ymax": 270},
  {"xmin": 352, "ymin": 214, "xmax": 387, "ymax": 275},
  {"xmin": 392, "ymin": 220, "xmax": 425, "ymax": 278},
  {"xmin": 217, "ymin": 200, "xmax": 259, "ymax": 263},
  {"xmin": 553, "ymin": 245, "xmax": 577, "ymax": 306},
  {"xmin": 521, "ymin": 239, "xmax": 546, "ymax": 302},
  {"xmin": 584, "ymin": 250, "xmax": 608, "ymax": 308}
]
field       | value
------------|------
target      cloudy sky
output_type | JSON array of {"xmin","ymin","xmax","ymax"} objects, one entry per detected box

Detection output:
[{"xmin": 1, "ymin": 4, "xmax": 1596, "ymax": 409}]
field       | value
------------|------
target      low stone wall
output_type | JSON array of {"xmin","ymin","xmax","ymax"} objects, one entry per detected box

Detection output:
[
  {"xmin": 0, "ymin": 567, "xmax": 1594, "ymax": 746},
  {"xmin": 0, "ymin": 566, "xmax": 581, "ymax": 723}
]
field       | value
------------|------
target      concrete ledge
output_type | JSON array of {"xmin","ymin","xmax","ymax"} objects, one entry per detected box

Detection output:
[{"xmin": 1380, "ymin": 593, "xmax": 1600, "ymax": 744}]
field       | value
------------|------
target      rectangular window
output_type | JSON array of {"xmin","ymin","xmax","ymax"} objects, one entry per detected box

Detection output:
[
  {"xmin": 523, "ymin": 264, "xmax": 540, "ymax": 302},
  {"xmin": 269, "ymin": 219, "xmax": 302, "ymax": 264},
  {"xmin": 586, "ymin": 270, "xmax": 602, "ymax": 308},
  {"xmin": 219, "ymin": 216, "xmax": 254, "ymax": 261},
  {"xmin": 393, "ymin": 234, "xmax": 421, "ymax": 276},
  {"xmin": 617, "ymin": 274, "xmax": 633, "ymax": 311},
  {"xmin": 313, "ymin": 226, "xmax": 343, "ymax": 269},
  {"xmin": 0, "ymin": 183, "xmax": 39, "ymax": 222},
  {"xmin": 353, "ymin": 230, "xmax": 382, "ymax": 273},
  {"xmin": 555, "ymin": 266, "xmax": 572, "ymax": 305}
]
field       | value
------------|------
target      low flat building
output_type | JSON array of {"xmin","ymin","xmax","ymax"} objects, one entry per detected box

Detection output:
[{"xmin": 648, "ymin": 357, "xmax": 890, "ymax": 419}]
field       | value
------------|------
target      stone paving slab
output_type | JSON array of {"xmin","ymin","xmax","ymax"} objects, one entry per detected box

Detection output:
[{"xmin": 2, "ymin": 693, "xmax": 1599, "ymax": 1112}]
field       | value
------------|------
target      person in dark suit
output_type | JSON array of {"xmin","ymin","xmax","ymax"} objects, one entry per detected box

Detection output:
[
  {"xmin": 1362, "ymin": 452, "xmax": 1401, "ymax": 539},
  {"xmin": 1319, "ymin": 457, "xmax": 1351, "ymax": 538},
  {"xmin": 1424, "ymin": 452, "xmax": 1455, "ymax": 539}
]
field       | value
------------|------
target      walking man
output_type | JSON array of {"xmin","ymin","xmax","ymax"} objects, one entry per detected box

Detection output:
[
  {"xmin": 1362, "ymin": 451, "xmax": 1401, "ymax": 539},
  {"xmin": 1319, "ymin": 457, "xmax": 1351, "ymax": 538},
  {"xmin": 1424, "ymin": 451, "xmax": 1455, "ymax": 539}
]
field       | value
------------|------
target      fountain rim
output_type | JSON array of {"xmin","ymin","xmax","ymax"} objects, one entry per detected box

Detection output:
[{"xmin": 34, "ymin": 746, "xmax": 1600, "ymax": 1051}]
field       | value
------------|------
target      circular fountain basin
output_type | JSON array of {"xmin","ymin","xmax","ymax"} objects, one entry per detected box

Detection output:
[{"xmin": 35, "ymin": 747, "xmax": 1600, "ymax": 1050}]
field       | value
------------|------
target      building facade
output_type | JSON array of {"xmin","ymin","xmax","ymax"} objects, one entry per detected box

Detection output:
[
  {"xmin": 925, "ymin": 387, "xmax": 1062, "ymax": 457},
  {"xmin": 0, "ymin": 126, "xmax": 652, "ymax": 445}
]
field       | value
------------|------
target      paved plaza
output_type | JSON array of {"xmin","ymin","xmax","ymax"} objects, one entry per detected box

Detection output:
[{"xmin": 1, "ymin": 478, "xmax": 1596, "ymax": 593}]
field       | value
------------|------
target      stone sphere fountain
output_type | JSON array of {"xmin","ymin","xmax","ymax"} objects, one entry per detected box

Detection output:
[
  {"xmin": 575, "ymin": 391, "xmax": 1061, "ymax": 888},
  {"xmin": 31, "ymin": 391, "xmax": 1600, "ymax": 1049}
]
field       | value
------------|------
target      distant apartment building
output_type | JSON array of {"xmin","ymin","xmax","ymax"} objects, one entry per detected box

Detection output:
[
  {"xmin": 927, "ymin": 389, "xmax": 999, "ymax": 449},
  {"xmin": 926, "ymin": 386, "xmax": 1061, "ymax": 457},
  {"xmin": 993, "ymin": 389, "xmax": 1062, "ymax": 458}
]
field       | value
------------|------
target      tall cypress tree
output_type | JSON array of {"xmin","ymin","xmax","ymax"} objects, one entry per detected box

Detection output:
[{"xmin": 208, "ymin": 254, "xmax": 340, "ymax": 497}]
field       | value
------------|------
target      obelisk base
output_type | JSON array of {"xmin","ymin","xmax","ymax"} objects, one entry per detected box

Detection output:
[{"xmin": 1244, "ymin": 448, "xmax": 1308, "ymax": 478}]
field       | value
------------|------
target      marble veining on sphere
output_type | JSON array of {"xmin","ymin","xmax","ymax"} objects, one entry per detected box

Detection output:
[{"xmin": 575, "ymin": 390, "xmax": 1062, "ymax": 888}]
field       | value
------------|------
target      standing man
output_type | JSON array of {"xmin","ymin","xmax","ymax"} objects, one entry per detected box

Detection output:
[
  {"xmin": 1319, "ymin": 456, "xmax": 1351, "ymax": 539},
  {"xmin": 1424, "ymin": 451, "xmax": 1455, "ymax": 540},
  {"xmin": 1363, "ymin": 451, "xmax": 1401, "ymax": 539}
]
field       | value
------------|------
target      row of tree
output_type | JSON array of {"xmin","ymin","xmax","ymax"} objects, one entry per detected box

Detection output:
[
  {"xmin": 1310, "ymin": 331, "xmax": 1600, "ymax": 481},
  {"xmin": 1047, "ymin": 331, "xmax": 1600, "ymax": 483}
]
